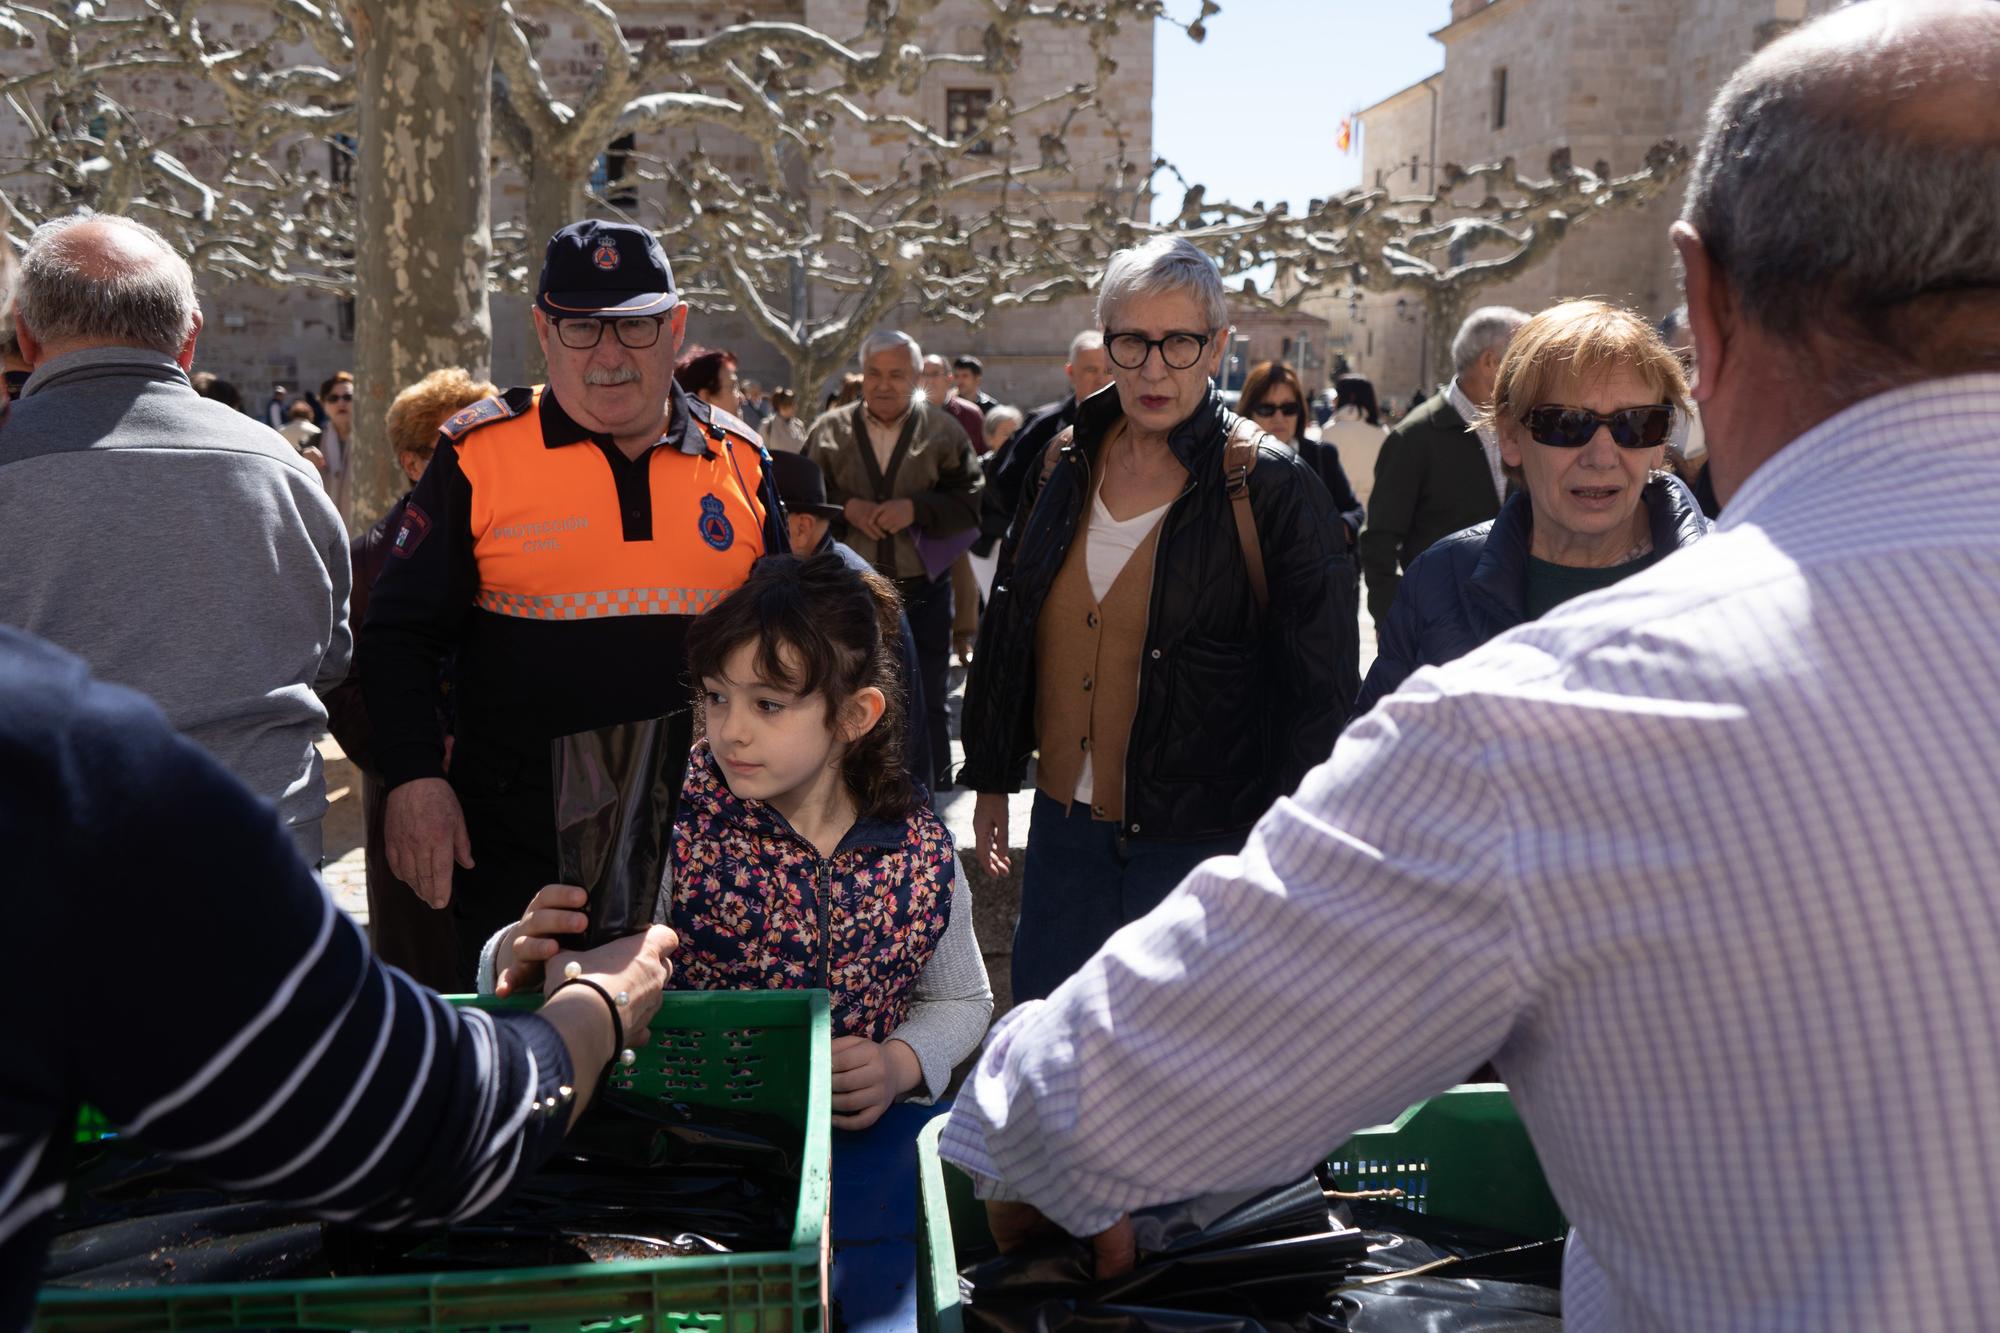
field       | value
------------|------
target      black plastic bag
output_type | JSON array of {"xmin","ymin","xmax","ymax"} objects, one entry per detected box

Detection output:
[
  {"xmin": 48, "ymin": 1094, "xmax": 799, "ymax": 1287},
  {"xmin": 962, "ymin": 1181, "xmax": 1567, "ymax": 1332},
  {"xmin": 552, "ymin": 711, "xmax": 692, "ymax": 950}
]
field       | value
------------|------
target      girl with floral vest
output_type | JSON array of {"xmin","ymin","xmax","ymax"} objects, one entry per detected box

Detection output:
[{"xmin": 481, "ymin": 553, "xmax": 991, "ymax": 1130}]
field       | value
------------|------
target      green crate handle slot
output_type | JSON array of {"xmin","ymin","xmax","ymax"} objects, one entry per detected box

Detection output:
[{"xmin": 47, "ymin": 989, "xmax": 833, "ymax": 1333}]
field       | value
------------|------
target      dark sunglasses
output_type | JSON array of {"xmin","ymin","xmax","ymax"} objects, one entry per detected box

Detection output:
[
  {"xmin": 1250, "ymin": 401, "xmax": 1300, "ymax": 419},
  {"xmin": 324, "ymin": 392, "xmax": 354, "ymax": 403},
  {"xmin": 1521, "ymin": 403, "xmax": 1673, "ymax": 449}
]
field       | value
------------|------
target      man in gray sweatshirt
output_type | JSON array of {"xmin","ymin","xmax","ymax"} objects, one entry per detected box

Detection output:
[{"xmin": 0, "ymin": 213, "xmax": 351, "ymax": 862}]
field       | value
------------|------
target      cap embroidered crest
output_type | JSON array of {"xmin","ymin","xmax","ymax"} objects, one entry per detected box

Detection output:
[
  {"xmin": 592, "ymin": 238, "xmax": 620, "ymax": 271},
  {"xmin": 697, "ymin": 494, "xmax": 735, "ymax": 552}
]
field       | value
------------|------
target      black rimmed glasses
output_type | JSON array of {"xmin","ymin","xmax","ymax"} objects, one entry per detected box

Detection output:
[
  {"xmin": 553, "ymin": 315, "xmax": 669, "ymax": 351},
  {"xmin": 1250, "ymin": 401, "xmax": 1301, "ymax": 420},
  {"xmin": 1521, "ymin": 403, "xmax": 1674, "ymax": 449},
  {"xmin": 1104, "ymin": 330, "xmax": 1212, "ymax": 371}
]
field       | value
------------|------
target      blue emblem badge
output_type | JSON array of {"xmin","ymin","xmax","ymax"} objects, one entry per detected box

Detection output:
[
  {"xmin": 592, "ymin": 239, "xmax": 620, "ymax": 271},
  {"xmin": 698, "ymin": 494, "xmax": 734, "ymax": 551}
]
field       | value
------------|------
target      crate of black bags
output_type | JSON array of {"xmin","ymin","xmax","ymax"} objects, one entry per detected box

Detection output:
[
  {"xmin": 42, "ymin": 989, "xmax": 832, "ymax": 1333},
  {"xmin": 915, "ymin": 1083, "xmax": 1566, "ymax": 1333}
]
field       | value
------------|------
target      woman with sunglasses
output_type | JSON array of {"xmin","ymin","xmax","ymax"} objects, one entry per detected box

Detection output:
[
  {"xmin": 1240, "ymin": 360, "xmax": 1366, "ymax": 558},
  {"xmin": 1353, "ymin": 299, "xmax": 1711, "ymax": 716},
  {"xmin": 962, "ymin": 236, "xmax": 1356, "ymax": 1005}
]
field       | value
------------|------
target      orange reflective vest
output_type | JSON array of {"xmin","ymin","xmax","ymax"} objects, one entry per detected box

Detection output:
[{"xmin": 451, "ymin": 387, "xmax": 773, "ymax": 622}]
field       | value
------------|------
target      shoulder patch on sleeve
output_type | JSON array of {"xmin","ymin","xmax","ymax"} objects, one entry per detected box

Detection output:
[
  {"xmin": 438, "ymin": 393, "xmax": 524, "ymax": 442},
  {"xmin": 388, "ymin": 503, "xmax": 433, "ymax": 558}
]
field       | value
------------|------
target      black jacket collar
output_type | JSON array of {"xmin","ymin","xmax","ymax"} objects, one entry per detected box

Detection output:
[
  {"xmin": 538, "ymin": 379, "xmax": 706, "ymax": 457},
  {"xmin": 1465, "ymin": 472, "xmax": 1710, "ymax": 627},
  {"xmin": 1069, "ymin": 380, "xmax": 1228, "ymax": 471}
]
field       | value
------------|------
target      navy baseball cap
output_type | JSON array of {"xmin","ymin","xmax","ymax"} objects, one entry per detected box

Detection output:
[{"xmin": 536, "ymin": 220, "xmax": 677, "ymax": 319}]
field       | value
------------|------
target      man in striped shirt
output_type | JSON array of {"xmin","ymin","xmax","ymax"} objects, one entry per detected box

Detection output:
[{"xmin": 941, "ymin": 5, "xmax": 2000, "ymax": 1329}]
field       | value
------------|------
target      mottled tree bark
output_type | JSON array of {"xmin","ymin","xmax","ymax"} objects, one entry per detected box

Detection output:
[
  {"xmin": 349, "ymin": 0, "xmax": 502, "ymax": 529},
  {"xmin": 516, "ymin": 153, "xmax": 592, "ymax": 384}
]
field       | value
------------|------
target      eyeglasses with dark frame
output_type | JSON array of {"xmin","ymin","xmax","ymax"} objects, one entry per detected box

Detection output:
[
  {"xmin": 1520, "ymin": 403, "xmax": 1674, "ymax": 449},
  {"xmin": 1103, "ymin": 330, "xmax": 1212, "ymax": 371},
  {"xmin": 552, "ymin": 316, "xmax": 669, "ymax": 351}
]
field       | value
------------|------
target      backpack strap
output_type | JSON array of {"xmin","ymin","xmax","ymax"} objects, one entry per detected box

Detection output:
[{"xmin": 1223, "ymin": 418, "xmax": 1268, "ymax": 612}]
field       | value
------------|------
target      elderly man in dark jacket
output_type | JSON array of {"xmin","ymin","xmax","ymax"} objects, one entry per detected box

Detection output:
[{"xmin": 1360, "ymin": 308, "xmax": 1527, "ymax": 629}]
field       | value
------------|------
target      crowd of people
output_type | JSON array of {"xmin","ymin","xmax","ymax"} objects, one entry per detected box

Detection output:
[{"xmin": 3, "ymin": 3, "xmax": 1999, "ymax": 1327}]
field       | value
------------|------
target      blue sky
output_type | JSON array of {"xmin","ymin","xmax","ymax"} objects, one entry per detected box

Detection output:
[{"xmin": 1151, "ymin": 1, "xmax": 1452, "ymax": 218}]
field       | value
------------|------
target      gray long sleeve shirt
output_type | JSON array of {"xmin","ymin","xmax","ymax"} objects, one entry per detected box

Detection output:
[{"xmin": 0, "ymin": 347, "xmax": 351, "ymax": 859}]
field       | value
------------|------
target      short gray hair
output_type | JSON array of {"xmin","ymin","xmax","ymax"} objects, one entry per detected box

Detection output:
[
  {"xmin": 18, "ymin": 213, "xmax": 199, "ymax": 355},
  {"xmin": 1067, "ymin": 329, "xmax": 1105, "ymax": 362},
  {"xmin": 1096, "ymin": 236, "xmax": 1227, "ymax": 331},
  {"xmin": 1451, "ymin": 306, "xmax": 1528, "ymax": 375},
  {"xmin": 1682, "ymin": 1, "xmax": 2000, "ymax": 384},
  {"xmin": 984, "ymin": 403, "xmax": 1023, "ymax": 435},
  {"xmin": 860, "ymin": 329, "xmax": 922, "ymax": 374}
]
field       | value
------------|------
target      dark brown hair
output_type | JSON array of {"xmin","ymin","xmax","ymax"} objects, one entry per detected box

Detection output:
[
  {"xmin": 685, "ymin": 553, "xmax": 915, "ymax": 821},
  {"xmin": 1239, "ymin": 360, "xmax": 1310, "ymax": 443},
  {"xmin": 674, "ymin": 345, "xmax": 737, "ymax": 399}
]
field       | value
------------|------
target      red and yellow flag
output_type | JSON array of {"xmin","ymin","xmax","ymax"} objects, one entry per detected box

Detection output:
[{"xmin": 1336, "ymin": 116, "xmax": 1354, "ymax": 154}]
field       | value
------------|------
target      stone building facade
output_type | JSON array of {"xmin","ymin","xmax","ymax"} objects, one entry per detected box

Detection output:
[
  {"xmin": 2, "ymin": 1, "xmax": 1151, "ymax": 429},
  {"xmin": 1322, "ymin": 0, "xmax": 1846, "ymax": 409}
]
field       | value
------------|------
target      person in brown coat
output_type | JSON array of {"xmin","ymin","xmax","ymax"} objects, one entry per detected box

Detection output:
[{"xmin": 805, "ymin": 330, "xmax": 983, "ymax": 786}]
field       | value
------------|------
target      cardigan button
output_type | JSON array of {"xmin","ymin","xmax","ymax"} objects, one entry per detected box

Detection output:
[
  {"xmin": 1093, "ymin": 804, "xmax": 1105, "ymax": 817},
  {"xmin": 1086, "ymin": 612, "xmax": 1099, "ymax": 629},
  {"xmin": 1080, "ymin": 737, "xmax": 1091, "ymax": 752},
  {"xmin": 1082, "ymin": 675, "xmax": 1093, "ymax": 691}
]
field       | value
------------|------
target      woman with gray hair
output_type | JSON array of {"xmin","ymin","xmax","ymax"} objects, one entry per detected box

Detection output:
[{"xmin": 961, "ymin": 234, "xmax": 1356, "ymax": 1003}]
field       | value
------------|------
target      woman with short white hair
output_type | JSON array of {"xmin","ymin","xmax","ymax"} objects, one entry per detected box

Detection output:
[{"xmin": 962, "ymin": 235, "xmax": 1357, "ymax": 1003}]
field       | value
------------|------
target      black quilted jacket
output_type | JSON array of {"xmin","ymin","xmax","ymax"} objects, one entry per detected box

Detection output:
[{"xmin": 960, "ymin": 383, "xmax": 1357, "ymax": 840}]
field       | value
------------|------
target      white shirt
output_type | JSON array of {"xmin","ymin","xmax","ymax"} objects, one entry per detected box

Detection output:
[
  {"xmin": 1072, "ymin": 489, "xmax": 1172, "ymax": 804},
  {"xmin": 1446, "ymin": 376, "xmax": 1505, "ymax": 504},
  {"xmin": 943, "ymin": 375, "xmax": 2000, "ymax": 1332}
]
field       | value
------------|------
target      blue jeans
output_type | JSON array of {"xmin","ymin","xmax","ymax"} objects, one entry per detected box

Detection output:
[{"xmin": 1012, "ymin": 790, "xmax": 1248, "ymax": 1002}]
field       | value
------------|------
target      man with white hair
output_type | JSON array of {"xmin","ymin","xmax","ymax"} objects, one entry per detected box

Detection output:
[
  {"xmin": 806, "ymin": 329, "xmax": 983, "ymax": 789},
  {"xmin": 0, "ymin": 212, "xmax": 351, "ymax": 863},
  {"xmin": 360, "ymin": 219, "xmax": 787, "ymax": 986},
  {"xmin": 1359, "ymin": 305, "xmax": 1526, "ymax": 630},
  {"xmin": 942, "ymin": 4, "xmax": 2000, "ymax": 1326}
]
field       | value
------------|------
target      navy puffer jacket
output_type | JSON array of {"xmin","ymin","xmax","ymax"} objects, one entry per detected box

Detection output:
[{"xmin": 1353, "ymin": 473, "xmax": 1711, "ymax": 716}]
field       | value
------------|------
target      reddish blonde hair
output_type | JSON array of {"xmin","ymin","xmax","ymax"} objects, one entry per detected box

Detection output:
[
  {"xmin": 1481, "ymin": 299, "xmax": 1692, "ymax": 438},
  {"xmin": 386, "ymin": 368, "xmax": 499, "ymax": 461}
]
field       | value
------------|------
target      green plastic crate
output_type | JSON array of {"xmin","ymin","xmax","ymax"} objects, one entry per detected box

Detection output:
[
  {"xmin": 41, "ymin": 989, "xmax": 832, "ymax": 1333},
  {"xmin": 916, "ymin": 1084, "xmax": 1563, "ymax": 1333}
]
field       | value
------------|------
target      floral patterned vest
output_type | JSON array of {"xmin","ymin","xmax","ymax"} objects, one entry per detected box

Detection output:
[{"xmin": 669, "ymin": 740, "xmax": 954, "ymax": 1041}]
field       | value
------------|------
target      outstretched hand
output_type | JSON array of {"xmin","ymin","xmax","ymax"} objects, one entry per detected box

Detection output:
[{"xmin": 984, "ymin": 1201, "xmax": 1135, "ymax": 1279}]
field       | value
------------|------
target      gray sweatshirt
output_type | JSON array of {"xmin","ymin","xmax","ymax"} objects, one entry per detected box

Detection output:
[{"xmin": 0, "ymin": 347, "xmax": 352, "ymax": 859}]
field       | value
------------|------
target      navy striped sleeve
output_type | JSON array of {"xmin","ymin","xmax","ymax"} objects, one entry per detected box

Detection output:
[{"xmin": 0, "ymin": 630, "xmax": 575, "ymax": 1328}]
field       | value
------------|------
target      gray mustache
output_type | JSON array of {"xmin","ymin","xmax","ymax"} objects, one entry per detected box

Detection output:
[{"xmin": 583, "ymin": 368, "xmax": 641, "ymax": 386}]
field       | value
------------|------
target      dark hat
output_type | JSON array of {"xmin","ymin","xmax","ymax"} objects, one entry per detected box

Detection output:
[
  {"xmin": 767, "ymin": 450, "xmax": 844, "ymax": 521},
  {"xmin": 537, "ymin": 220, "xmax": 677, "ymax": 319}
]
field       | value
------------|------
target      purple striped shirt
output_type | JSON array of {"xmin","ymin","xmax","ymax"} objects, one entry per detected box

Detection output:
[{"xmin": 942, "ymin": 375, "xmax": 2000, "ymax": 1331}]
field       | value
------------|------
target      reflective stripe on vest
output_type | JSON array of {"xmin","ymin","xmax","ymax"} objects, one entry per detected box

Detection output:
[{"xmin": 456, "ymin": 389, "xmax": 770, "ymax": 618}]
